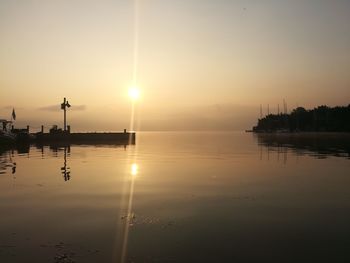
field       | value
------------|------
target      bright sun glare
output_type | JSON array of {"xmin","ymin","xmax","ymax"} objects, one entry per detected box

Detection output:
[
  {"xmin": 128, "ymin": 86, "xmax": 140, "ymax": 101},
  {"xmin": 131, "ymin": 163, "xmax": 138, "ymax": 176}
]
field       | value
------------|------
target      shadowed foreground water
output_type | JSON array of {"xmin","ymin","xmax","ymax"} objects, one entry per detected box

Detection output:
[{"xmin": 0, "ymin": 132, "xmax": 349, "ymax": 263}]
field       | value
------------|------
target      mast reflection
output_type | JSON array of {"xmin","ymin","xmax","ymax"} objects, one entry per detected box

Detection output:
[{"xmin": 255, "ymin": 133, "xmax": 350, "ymax": 161}]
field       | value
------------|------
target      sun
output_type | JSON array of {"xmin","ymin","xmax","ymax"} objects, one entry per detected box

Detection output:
[{"xmin": 128, "ymin": 86, "xmax": 140, "ymax": 101}]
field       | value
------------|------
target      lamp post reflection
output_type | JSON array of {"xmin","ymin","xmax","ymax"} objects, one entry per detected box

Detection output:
[
  {"xmin": 60, "ymin": 146, "xmax": 71, "ymax": 181},
  {"xmin": 49, "ymin": 144, "xmax": 71, "ymax": 181}
]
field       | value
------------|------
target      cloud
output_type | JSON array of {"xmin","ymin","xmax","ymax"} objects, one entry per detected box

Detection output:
[
  {"xmin": 38, "ymin": 104, "xmax": 87, "ymax": 112},
  {"xmin": 2, "ymin": 105, "xmax": 15, "ymax": 110},
  {"xmin": 38, "ymin": 105, "xmax": 60, "ymax": 112},
  {"xmin": 138, "ymin": 103, "xmax": 259, "ymax": 131},
  {"xmin": 1, "ymin": 106, "xmax": 25, "ymax": 111},
  {"xmin": 71, "ymin": 105, "xmax": 87, "ymax": 111}
]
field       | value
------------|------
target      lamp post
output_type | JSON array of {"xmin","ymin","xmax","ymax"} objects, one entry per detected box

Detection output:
[{"xmin": 61, "ymin": 98, "xmax": 71, "ymax": 132}]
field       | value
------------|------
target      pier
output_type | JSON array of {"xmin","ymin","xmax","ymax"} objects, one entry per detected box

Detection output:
[
  {"xmin": 1, "ymin": 98, "xmax": 136, "ymax": 146},
  {"xmin": 34, "ymin": 131, "xmax": 135, "ymax": 145}
]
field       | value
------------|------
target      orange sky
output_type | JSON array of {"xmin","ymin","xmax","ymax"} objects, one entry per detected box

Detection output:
[{"xmin": 1, "ymin": 0, "xmax": 349, "ymax": 131}]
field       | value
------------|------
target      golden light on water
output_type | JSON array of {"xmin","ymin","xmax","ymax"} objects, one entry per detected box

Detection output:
[
  {"xmin": 128, "ymin": 86, "xmax": 140, "ymax": 101},
  {"xmin": 119, "ymin": 162, "xmax": 139, "ymax": 263},
  {"xmin": 130, "ymin": 163, "xmax": 138, "ymax": 176}
]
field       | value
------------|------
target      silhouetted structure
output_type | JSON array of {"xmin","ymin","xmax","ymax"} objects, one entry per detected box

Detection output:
[
  {"xmin": 61, "ymin": 97, "xmax": 71, "ymax": 132},
  {"xmin": 253, "ymin": 105, "xmax": 350, "ymax": 132},
  {"xmin": 35, "ymin": 131, "xmax": 135, "ymax": 144},
  {"xmin": 1, "ymin": 98, "xmax": 136, "ymax": 145}
]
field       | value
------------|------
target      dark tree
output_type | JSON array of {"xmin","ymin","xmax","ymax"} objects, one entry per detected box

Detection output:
[{"xmin": 253, "ymin": 104, "xmax": 350, "ymax": 132}]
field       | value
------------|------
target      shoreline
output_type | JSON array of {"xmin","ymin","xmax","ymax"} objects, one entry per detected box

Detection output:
[{"xmin": 252, "ymin": 131, "xmax": 350, "ymax": 137}]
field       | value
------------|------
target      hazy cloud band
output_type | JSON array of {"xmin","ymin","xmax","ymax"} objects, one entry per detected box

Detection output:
[{"xmin": 38, "ymin": 104, "xmax": 87, "ymax": 112}]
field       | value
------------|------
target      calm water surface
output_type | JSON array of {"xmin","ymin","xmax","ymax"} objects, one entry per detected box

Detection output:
[{"xmin": 0, "ymin": 132, "xmax": 349, "ymax": 263}]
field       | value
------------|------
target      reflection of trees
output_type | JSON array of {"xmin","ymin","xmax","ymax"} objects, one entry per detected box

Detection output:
[{"xmin": 256, "ymin": 133, "xmax": 350, "ymax": 160}]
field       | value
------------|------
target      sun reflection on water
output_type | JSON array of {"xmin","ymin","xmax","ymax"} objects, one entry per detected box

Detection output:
[
  {"xmin": 130, "ymin": 163, "xmax": 138, "ymax": 177},
  {"xmin": 118, "ymin": 162, "xmax": 139, "ymax": 263}
]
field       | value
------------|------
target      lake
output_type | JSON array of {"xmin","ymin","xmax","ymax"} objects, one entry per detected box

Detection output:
[{"xmin": 0, "ymin": 132, "xmax": 349, "ymax": 263}]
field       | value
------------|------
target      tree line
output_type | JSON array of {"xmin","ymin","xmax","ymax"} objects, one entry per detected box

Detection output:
[{"xmin": 253, "ymin": 105, "xmax": 350, "ymax": 132}]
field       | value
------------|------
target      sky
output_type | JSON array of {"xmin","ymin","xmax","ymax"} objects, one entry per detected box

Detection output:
[{"xmin": 0, "ymin": 0, "xmax": 349, "ymax": 131}]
